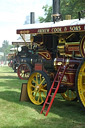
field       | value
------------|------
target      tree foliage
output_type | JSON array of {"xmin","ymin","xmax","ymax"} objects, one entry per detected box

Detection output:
[
  {"xmin": 0, "ymin": 40, "xmax": 13, "ymax": 62},
  {"xmin": 39, "ymin": 5, "xmax": 52, "ymax": 23},
  {"xmin": 2, "ymin": 40, "xmax": 12, "ymax": 54},
  {"xmin": 61, "ymin": 0, "xmax": 85, "ymax": 19},
  {"xmin": 38, "ymin": 0, "xmax": 85, "ymax": 22}
]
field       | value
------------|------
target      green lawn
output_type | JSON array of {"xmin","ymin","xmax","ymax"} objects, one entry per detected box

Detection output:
[{"xmin": 0, "ymin": 66, "xmax": 85, "ymax": 128}]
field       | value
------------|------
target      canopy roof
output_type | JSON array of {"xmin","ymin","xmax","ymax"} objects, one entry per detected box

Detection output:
[
  {"xmin": 16, "ymin": 18, "xmax": 85, "ymax": 34},
  {"xmin": 12, "ymin": 42, "xmax": 31, "ymax": 46}
]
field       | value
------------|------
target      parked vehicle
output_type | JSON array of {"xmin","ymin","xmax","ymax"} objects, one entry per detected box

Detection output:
[{"xmin": 16, "ymin": 7, "xmax": 85, "ymax": 115}]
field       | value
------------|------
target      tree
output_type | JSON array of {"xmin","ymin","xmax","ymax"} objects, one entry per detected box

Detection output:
[
  {"xmin": 38, "ymin": 5, "xmax": 52, "ymax": 23},
  {"xmin": 61, "ymin": 0, "xmax": 85, "ymax": 19},
  {"xmin": 38, "ymin": 0, "xmax": 85, "ymax": 22},
  {"xmin": 1, "ymin": 40, "xmax": 12, "ymax": 64}
]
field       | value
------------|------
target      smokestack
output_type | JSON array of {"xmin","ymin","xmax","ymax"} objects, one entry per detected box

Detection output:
[
  {"xmin": 30, "ymin": 12, "xmax": 35, "ymax": 45},
  {"xmin": 30, "ymin": 12, "xmax": 35, "ymax": 24},
  {"xmin": 53, "ymin": 0, "xmax": 60, "ymax": 14},
  {"xmin": 52, "ymin": 0, "xmax": 61, "ymax": 22}
]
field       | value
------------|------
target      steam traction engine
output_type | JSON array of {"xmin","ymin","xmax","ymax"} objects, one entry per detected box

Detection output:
[
  {"xmin": 13, "ymin": 44, "xmax": 33, "ymax": 78},
  {"xmin": 7, "ymin": 53, "xmax": 15, "ymax": 67},
  {"xmin": 10, "ymin": 43, "xmax": 31, "ymax": 74},
  {"xmin": 16, "ymin": 12, "xmax": 85, "ymax": 115},
  {"xmin": 12, "ymin": 41, "xmax": 54, "ymax": 80}
]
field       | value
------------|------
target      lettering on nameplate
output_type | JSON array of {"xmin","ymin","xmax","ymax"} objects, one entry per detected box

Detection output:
[
  {"xmin": 37, "ymin": 29, "xmax": 50, "ymax": 33},
  {"xmin": 70, "ymin": 26, "xmax": 81, "ymax": 31}
]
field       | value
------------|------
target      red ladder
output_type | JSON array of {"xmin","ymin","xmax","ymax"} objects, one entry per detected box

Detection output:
[{"xmin": 40, "ymin": 64, "xmax": 68, "ymax": 116}]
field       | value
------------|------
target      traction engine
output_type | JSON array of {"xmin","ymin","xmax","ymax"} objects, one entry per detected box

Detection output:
[
  {"xmin": 16, "ymin": 9, "xmax": 85, "ymax": 116},
  {"xmin": 15, "ymin": 36, "xmax": 55, "ymax": 80}
]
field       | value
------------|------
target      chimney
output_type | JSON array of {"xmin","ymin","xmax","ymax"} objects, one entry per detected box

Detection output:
[
  {"xmin": 52, "ymin": 0, "xmax": 61, "ymax": 22},
  {"xmin": 30, "ymin": 12, "xmax": 35, "ymax": 24},
  {"xmin": 53, "ymin": 0, "xmax": 60, "ymax": 14},
  {"xmin": 30, "ymin": 12, "xmax": 35, "ymax": 45}
]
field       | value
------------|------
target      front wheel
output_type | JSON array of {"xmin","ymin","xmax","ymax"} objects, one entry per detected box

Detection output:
[
  {"xmin": 27, "ymin": 71, "xmax": 51, "ymax": 105},
  {"xmin": 17, "ymin": 63, "xmax": 32, "ymax": 80},
  {"xmin": 75, "ymin": 58, "xmax": 85, "ymax": 108}
]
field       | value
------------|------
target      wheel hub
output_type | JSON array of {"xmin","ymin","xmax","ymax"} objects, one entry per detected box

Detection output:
[{"xmin": 21, "ymin": 70, "xmax": 24, "ymax": 73}]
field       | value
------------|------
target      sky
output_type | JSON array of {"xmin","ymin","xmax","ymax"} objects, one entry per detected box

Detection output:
[{"xmin": 0, "ymin": 0, "xmax": 52, "ymax": 47}]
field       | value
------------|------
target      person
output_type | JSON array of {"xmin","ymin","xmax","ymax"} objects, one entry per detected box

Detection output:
[{"xmin": 1, "ymin": 61, "xmax": 3, "ymax": 66}]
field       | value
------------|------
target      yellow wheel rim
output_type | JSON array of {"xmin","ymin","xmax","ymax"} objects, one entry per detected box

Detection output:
[
  {"xmin": 27, "ymin": 72, "xmax": 47, "ymax": 105},
  {"xmin": 61, "ymin": 89, "xmax": 77, "ymax": 101},
  {"xmin": 78, "ymin": 62, "xmax": 85, "ymax": 107}
]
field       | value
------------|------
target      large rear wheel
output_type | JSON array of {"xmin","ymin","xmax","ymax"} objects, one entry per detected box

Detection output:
[
  {"xmin": 75, "ymin": 58, "xmax": 85, "ymax": 108},
  {"xmin": 27, "ymin": 71, "xmax": 51, "ymax": 105}
]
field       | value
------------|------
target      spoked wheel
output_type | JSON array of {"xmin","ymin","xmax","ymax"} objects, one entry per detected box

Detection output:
[
  {"xmin": 61, "ymin": 89, "xmax": 77, "ymax": 101},
  {"xmin": 17, "ymin": 63, "xmax": 32, "ymax": 80},
  {"xmin": 75, "ymin": 58, "xmax": 85, "ymax": 108},
  {"xmin": 27, "ymin": 71, "xmax": 51, "ymax": 105}
]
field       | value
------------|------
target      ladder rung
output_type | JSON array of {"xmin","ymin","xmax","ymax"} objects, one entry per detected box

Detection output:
[
  {"xmin": 61, "ymin": 66, "xmax": 66, "ymax": 69},
  {"xmin": 49, "ymin": 94, "xmax": 53, "ymax": 97},
  {"xmin": 58, "ymin": 76, "xmax": 62, "ymax": 78},
  {"xmin": 58, "ymin": 73, "xmax": 62, "ymax": 76},
  {"xmin": 52, "ymin": 87, "xmax": 56, "ymax": 89},
  {"xmin": 46, "ymin": 102, "xmax": 50, "ymax": 105},
  {"xmin": 55, "ymin": 80, "xmax": 58, "ymax": 83},
  {"xmin": 43, "ymin": 110, "xmax": 47, "ymax": 113}
]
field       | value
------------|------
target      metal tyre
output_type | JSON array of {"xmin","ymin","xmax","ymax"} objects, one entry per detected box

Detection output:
[
  {"xmin": 17, "ymin": 63, "xmax": 32, "ymax": 80},
  {"xmin": 27, "ymin": 71, "xmax": 51, "ymax": 105},
  {"xmin": 75, "ymin": 58, "xmax": 85, "ymax": 108},
  {"xmin": 80, "ymin": 35, "xmax": 85, "ymax": 58},
  {"xmin": 61, "ymin": 89, "xmax": 77, "ymax": 101}
]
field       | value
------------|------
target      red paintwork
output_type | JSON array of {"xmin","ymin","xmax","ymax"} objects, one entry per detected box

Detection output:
[
  {"xmin": 54, "ymin": 57, "xmax": 81, "ymax": 87},
  {"xmin": 17, "ymin": 24, "xmax": 85, "ymax": 34},
  {"xmin": 65, "ymin": 43, "xmax": 80, "ymax": 56},
  {"xmin": 34, "ymin": 63, "xmax": 43, "ymax": 71}
]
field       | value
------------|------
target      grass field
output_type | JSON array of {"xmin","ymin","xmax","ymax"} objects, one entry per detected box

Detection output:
[{"xmin": 0, "ymin": 66, "xmax": 85, "ymax": 128}]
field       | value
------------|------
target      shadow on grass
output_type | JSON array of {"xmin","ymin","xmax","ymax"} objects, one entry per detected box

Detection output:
[
  {"xmin": 0, "ymin": 90, "xmax": 85, "ymax": 118},
  {"xmin": 1, "ymin": 118, "xmax": 85, "ymax": 128},
  {"xmin": 1, "ymin": 126, "xmax": 32, "ymax": 128},
  {"xmin": 0, "ymin": 90, "xmax": 85, "ymax": 128},
  {"xmin": 0, "ymin": 90, "xmax": 41, "ymax": 116},
  {"xmin": 0, "ymin": 90, "xmax": 34, "ymax": 107},
  {"xmin": 1, "ymin": 95, "xmax": 85, "ymax": 128},
  {"xmin": 0, "ymin": 72, "xmax": 15, "ymax": 73},
  {"xmin": 0, "ymin": 77, "xmax": 27, "ymax": 90},
  {"xmin": 0, "ymin": 91, "xmax": 21, "ymax": 102},
  {"xmin": 0, "ymin": 75, "xmax": 18, "ymax": 79}
]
